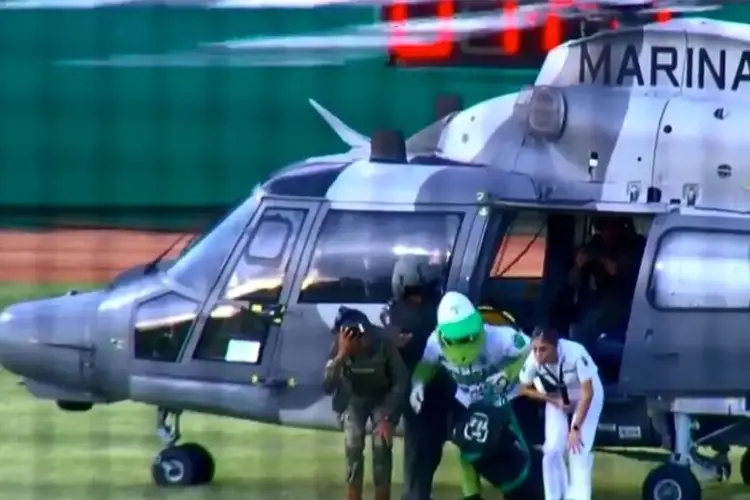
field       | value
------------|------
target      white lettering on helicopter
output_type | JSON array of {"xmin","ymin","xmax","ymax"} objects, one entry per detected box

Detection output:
[{"xmin": 578, "ymin": 43, "xmax": 750, "ymax": 91}]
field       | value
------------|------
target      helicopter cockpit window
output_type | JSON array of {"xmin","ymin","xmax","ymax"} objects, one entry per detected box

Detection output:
[
  {"xmin": 298, "ymin": 210, "xmax": 462, "ymax": 303},
  {"xmin": 167, "ymin": 194, "xmax": 260, "ymax": 294},
  {"xmin": 223, "ymin": 208, "xmax": 307, "ymax": 302},
  {"xmin": 193, "ymin": 208, "xmax": 308, "ymax": 363},
  {"xmin": 651, "ymin": 230, "xmax": 750, "ymax": 310}
]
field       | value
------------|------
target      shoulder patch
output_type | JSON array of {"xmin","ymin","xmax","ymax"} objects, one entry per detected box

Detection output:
[
  {"xmin": 580, "ymin": 355, "xmax": 589, "ymax": 367},
  {"xmin": 513, "ymin": 332, "xmax": 526, "ymax": 349}
]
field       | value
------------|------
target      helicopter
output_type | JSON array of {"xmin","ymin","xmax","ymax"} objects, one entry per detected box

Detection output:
[{"xmin": 2, "ymin": 0, "xmax": 750, "ymax": 499}]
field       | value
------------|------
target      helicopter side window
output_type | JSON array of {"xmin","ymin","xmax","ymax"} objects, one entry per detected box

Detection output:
[
  {"xmin": 651, "ymin": 230, "xmax": 750, "ymax": 310},
  {"xmin": 299, "ymin": 210, "xmax": 462, "ymax": 303},
  {"xmin": 193, "ymin": 208, "xmax": 308, "ymax": 363},
  {"xmin": 221, "ymin": 209, "xmax": 306, "ymax": 302},
  {"xmin": 480, "ymin": 211, "xmax": 547, "ymax": 331},
  {"xmin": 133, "ymin": 294, "xmax": 198, "ymax": 362}
]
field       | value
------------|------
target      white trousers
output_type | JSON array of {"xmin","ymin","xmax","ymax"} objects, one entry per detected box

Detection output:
[{"xmin": 541, "ymin": 378, "xmax": 604, "ymax": 500}]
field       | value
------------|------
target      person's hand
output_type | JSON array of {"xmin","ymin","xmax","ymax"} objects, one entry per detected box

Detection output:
[
  {"xmin": 600, "ymin": 257, "xmax": 617, "ymax": 275},
  {"xmin": 409, "ymin": 384, "xmax": 425, "ymax": 414},
  {"xmin": 486, "ymin": 371, "xmax": 510, "ymax": 393},
  {"xmin": 568, "ymin": 427, "xmax": 583, "ymax": 453},
  {"xmin": 394, "ymin": 332, "xmax": 413, "ymax": 348},
  {"xmin": 336, "ymin": 327, "xmax": 354, "ymax": 360},
  {"xmin": 373, "ymin": 419, "xmax": 394, "ymax": 446},
  {"xmin": 550, "ymin": 396, "xmax": 571, "ymax": 413},
  {"xmin": 379, "ymin": 305, "xmax": 391, "ymax": 326}
]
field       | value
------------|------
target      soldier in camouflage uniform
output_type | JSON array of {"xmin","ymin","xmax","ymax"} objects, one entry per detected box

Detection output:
[{"xmin": 324, "ymin": 307, "xmax": 409, "ymax": 500}]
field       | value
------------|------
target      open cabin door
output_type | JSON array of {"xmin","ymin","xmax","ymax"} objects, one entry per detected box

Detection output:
[{"xmin": 620, "ymin": 210, "xmax": 750, "ymax": 396}]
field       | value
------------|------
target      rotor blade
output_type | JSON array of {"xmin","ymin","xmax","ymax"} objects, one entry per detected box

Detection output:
[
  {"xmin": 206, "ymin": 32, "xmax": 431, "ymax": 52},
  {"xmin": 635, "ymin": 3, "xmax": 720, "ymax": 13},
  {"xmin": 0, "ymin": 0, "xmax": 451, "ymax": 8}
]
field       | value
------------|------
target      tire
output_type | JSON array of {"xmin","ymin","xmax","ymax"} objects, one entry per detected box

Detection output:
[
  {"xmin": 642, "ymin": 463, "xmax": 701, "ymax": 500},
  {"xmin": 151, "ymin": 446, "xmax": 197, "ymax": 487},
  {"xmin": 180, "ymin": 442, "xmax": 215, "ymax": 485},
  {"xmin": 741, "ymin": 448, "xmax": 750, "ymax": 485}
]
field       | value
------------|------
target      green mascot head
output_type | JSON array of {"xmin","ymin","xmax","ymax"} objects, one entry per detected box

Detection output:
[{"xmin": 437, "ymin": 291, "xmax": 485, "ymax": 367}]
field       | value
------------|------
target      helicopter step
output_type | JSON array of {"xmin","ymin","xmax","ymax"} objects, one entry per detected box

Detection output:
[{"xmin": 151, "ymin": 408, "xmax": 216, "ymax": 487}]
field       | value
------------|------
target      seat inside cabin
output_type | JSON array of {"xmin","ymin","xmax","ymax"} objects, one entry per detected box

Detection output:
[{"xmin": 479, "ymin": 211, "xmax": 652, "ymax": 386}]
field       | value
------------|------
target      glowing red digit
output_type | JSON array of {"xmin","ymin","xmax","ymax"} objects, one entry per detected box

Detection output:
[
  {"xmin": 388, "ymin": 0, "xmax": 454, "ymax": 61},
  {"xmin": 500, "ymin": 0, "xmax": 521, "ymax": 56},
  {"xmin": 543, "ymin": 0, "xmax": 571, "ymax": 52},
  {"xmin": 655, "ymin": 9, "xmax": 672, "ymax": 22}
]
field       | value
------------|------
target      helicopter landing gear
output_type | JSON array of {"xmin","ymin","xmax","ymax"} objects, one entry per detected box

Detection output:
[
  {"xmin": 151, "ymin": 408, "xmax": 215, "ymax": 487},
  {"xmin": 641, "ymin": 412, "xmax": 729, "ymax": 500},
  {"xmin": 740, "ymin": 448, "xmax": 750, "ymax": 485}
]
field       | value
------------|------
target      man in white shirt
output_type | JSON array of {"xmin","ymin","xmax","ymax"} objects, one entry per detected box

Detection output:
[{"xmin": 518, "ymin": 326, "xmax": 604, "ymax": 500}]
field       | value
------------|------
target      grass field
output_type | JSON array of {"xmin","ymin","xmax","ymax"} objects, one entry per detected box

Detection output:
[{"xmin": 0, "ymin": 284, "xmax": 749, "ymax": 500}]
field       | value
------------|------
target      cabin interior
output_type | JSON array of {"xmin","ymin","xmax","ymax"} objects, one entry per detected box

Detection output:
[{"xmin": 481, "ymin": 210, "xmax": 654, "ymax": 387}]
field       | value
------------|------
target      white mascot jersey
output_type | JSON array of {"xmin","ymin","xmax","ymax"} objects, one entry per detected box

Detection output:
[{"xmin": 420, "ymin": 292, "xmax": 530, "ymax": 408}]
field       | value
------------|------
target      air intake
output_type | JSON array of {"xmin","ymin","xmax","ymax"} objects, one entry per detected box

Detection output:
[{"xmin": 370, "ymin": 129, "xmax": 407, "ymax": 163}]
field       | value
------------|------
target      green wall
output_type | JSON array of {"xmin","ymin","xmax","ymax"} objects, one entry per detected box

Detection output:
[{"xmin": 0, "ymin": 5, "xmax": 746, "ymax": 208}]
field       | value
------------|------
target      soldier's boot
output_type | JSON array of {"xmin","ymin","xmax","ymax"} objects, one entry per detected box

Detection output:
[
  {"xmin": 374, "ymin": 486, "xmax": 391, "ymax": 500},
  {"xmin": 347, "ymin": 484, "xmax": 362, "ymax": 500}
]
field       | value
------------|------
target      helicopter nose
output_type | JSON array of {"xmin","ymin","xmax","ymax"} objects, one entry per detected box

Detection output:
[
  {"xmin": 0, "ymin": 292, "xmax": 99, "ymax": 390},
  {"xmin": 0, "ymin": 303, "xmax": 39, "ymax": 377}
]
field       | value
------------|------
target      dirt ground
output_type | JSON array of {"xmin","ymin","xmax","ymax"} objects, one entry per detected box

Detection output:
[
  {"xmin": 0, "ymin": 229, "xmax": 544, "ymax": 284},
  {"xmin": 0, "ymin": 229, "xmax": 189, "ymax": 284}
]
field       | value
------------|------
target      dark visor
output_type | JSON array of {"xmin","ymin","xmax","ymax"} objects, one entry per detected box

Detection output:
[{"xmin": 440, "ymin": 333, "xmax": 478, "ymax": 347}]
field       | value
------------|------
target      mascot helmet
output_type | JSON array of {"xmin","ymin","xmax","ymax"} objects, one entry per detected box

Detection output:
[{"xmin": 437, "ymin": 291, "xmax": 485, "ymax": 367}]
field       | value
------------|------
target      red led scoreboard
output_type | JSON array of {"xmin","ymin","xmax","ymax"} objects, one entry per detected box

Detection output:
[{"xmin": 384, "ymin": 0, "xmax": 675, "ymax": 68}]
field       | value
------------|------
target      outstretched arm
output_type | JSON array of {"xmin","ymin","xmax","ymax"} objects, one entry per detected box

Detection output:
[
  {"xmin": 323, "ymin": 338, "xmax": 349, "ymax": 395},
  {"xmin": 411, "ymin": 333, "xmax": 441, "ymax": 387},
  {"xmin": 503, "ymin": 329, "xmax": 532, "ymax": 380},
  {"xmin": 518, "ymin": 352, "xmax": 555, "ymax": 404},
  {"xmin": 572, "ymin": 348, "xmax": 599, "ymax": 429}
]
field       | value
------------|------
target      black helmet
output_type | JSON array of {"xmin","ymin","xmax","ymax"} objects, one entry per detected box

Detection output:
[
  {"xmin": 333, "ymin": 306, "xmax": 373, "ymax": 336},
  {"xmin": 391, "ymin": 254, "xmax": 444, "ymax": 301}
]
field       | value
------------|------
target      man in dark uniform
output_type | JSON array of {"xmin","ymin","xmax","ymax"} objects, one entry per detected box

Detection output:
[
  {"xmin": 324, "ymin": 307, "xmax": 409, "ymax": 500},
  {"xmin": 570, "ymin": 216, "xmax": 646, "ymax": 348},
  {"xmin": 381, "ymin": 255, "xmax": 452, "ymax": 500}
]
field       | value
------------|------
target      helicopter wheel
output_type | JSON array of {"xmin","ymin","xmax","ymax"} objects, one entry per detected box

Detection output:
[
  {"xmin": 152, "ymin": 443, "xmax": 215, "ymax": 486},
  {"xmin": 741, "ymin": 448, "xmax": 750, "ymax": 485},
  {"xmin": 642, "ymin": 463, "xmax": 701, "ymax": 500}
]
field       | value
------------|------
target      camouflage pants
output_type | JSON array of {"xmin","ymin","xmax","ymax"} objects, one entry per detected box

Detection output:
[{"xmin": 343, "ymin": 400, "xmax": 393, "ymax": 490}]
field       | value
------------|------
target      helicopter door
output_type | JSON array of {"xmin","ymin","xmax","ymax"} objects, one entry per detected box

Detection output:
[
  {"xmin": 620, "ymin": 211, "xmax": 750, "ymax": 395},
  {"xmin": 267, "ymin": 206, "xmax": 471, "ymax": 427},
  {"xmin": 185, "ymin": 199, "xmax": 318, "ymax": 385}
]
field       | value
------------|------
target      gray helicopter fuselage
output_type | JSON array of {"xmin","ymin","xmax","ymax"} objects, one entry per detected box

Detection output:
[
  {"xmin": 2, "ymin": 147, "xmax": 750, "ymax": 439},
  {"xmin": 437, "ymin": 17, "xmax": 750, "ymax": 213},
  {"xmin": 5, "ymin": 17, "xmax": 750, "ymax": 434},
  {"xmin": 0, "ymin": 158, "xmax": 501, "ymax": 430}
]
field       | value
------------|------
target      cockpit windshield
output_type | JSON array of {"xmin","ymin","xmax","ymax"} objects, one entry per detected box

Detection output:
[{"xmin": 167, "ymin": 191, "xmax": 262, "ymax": 294}]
